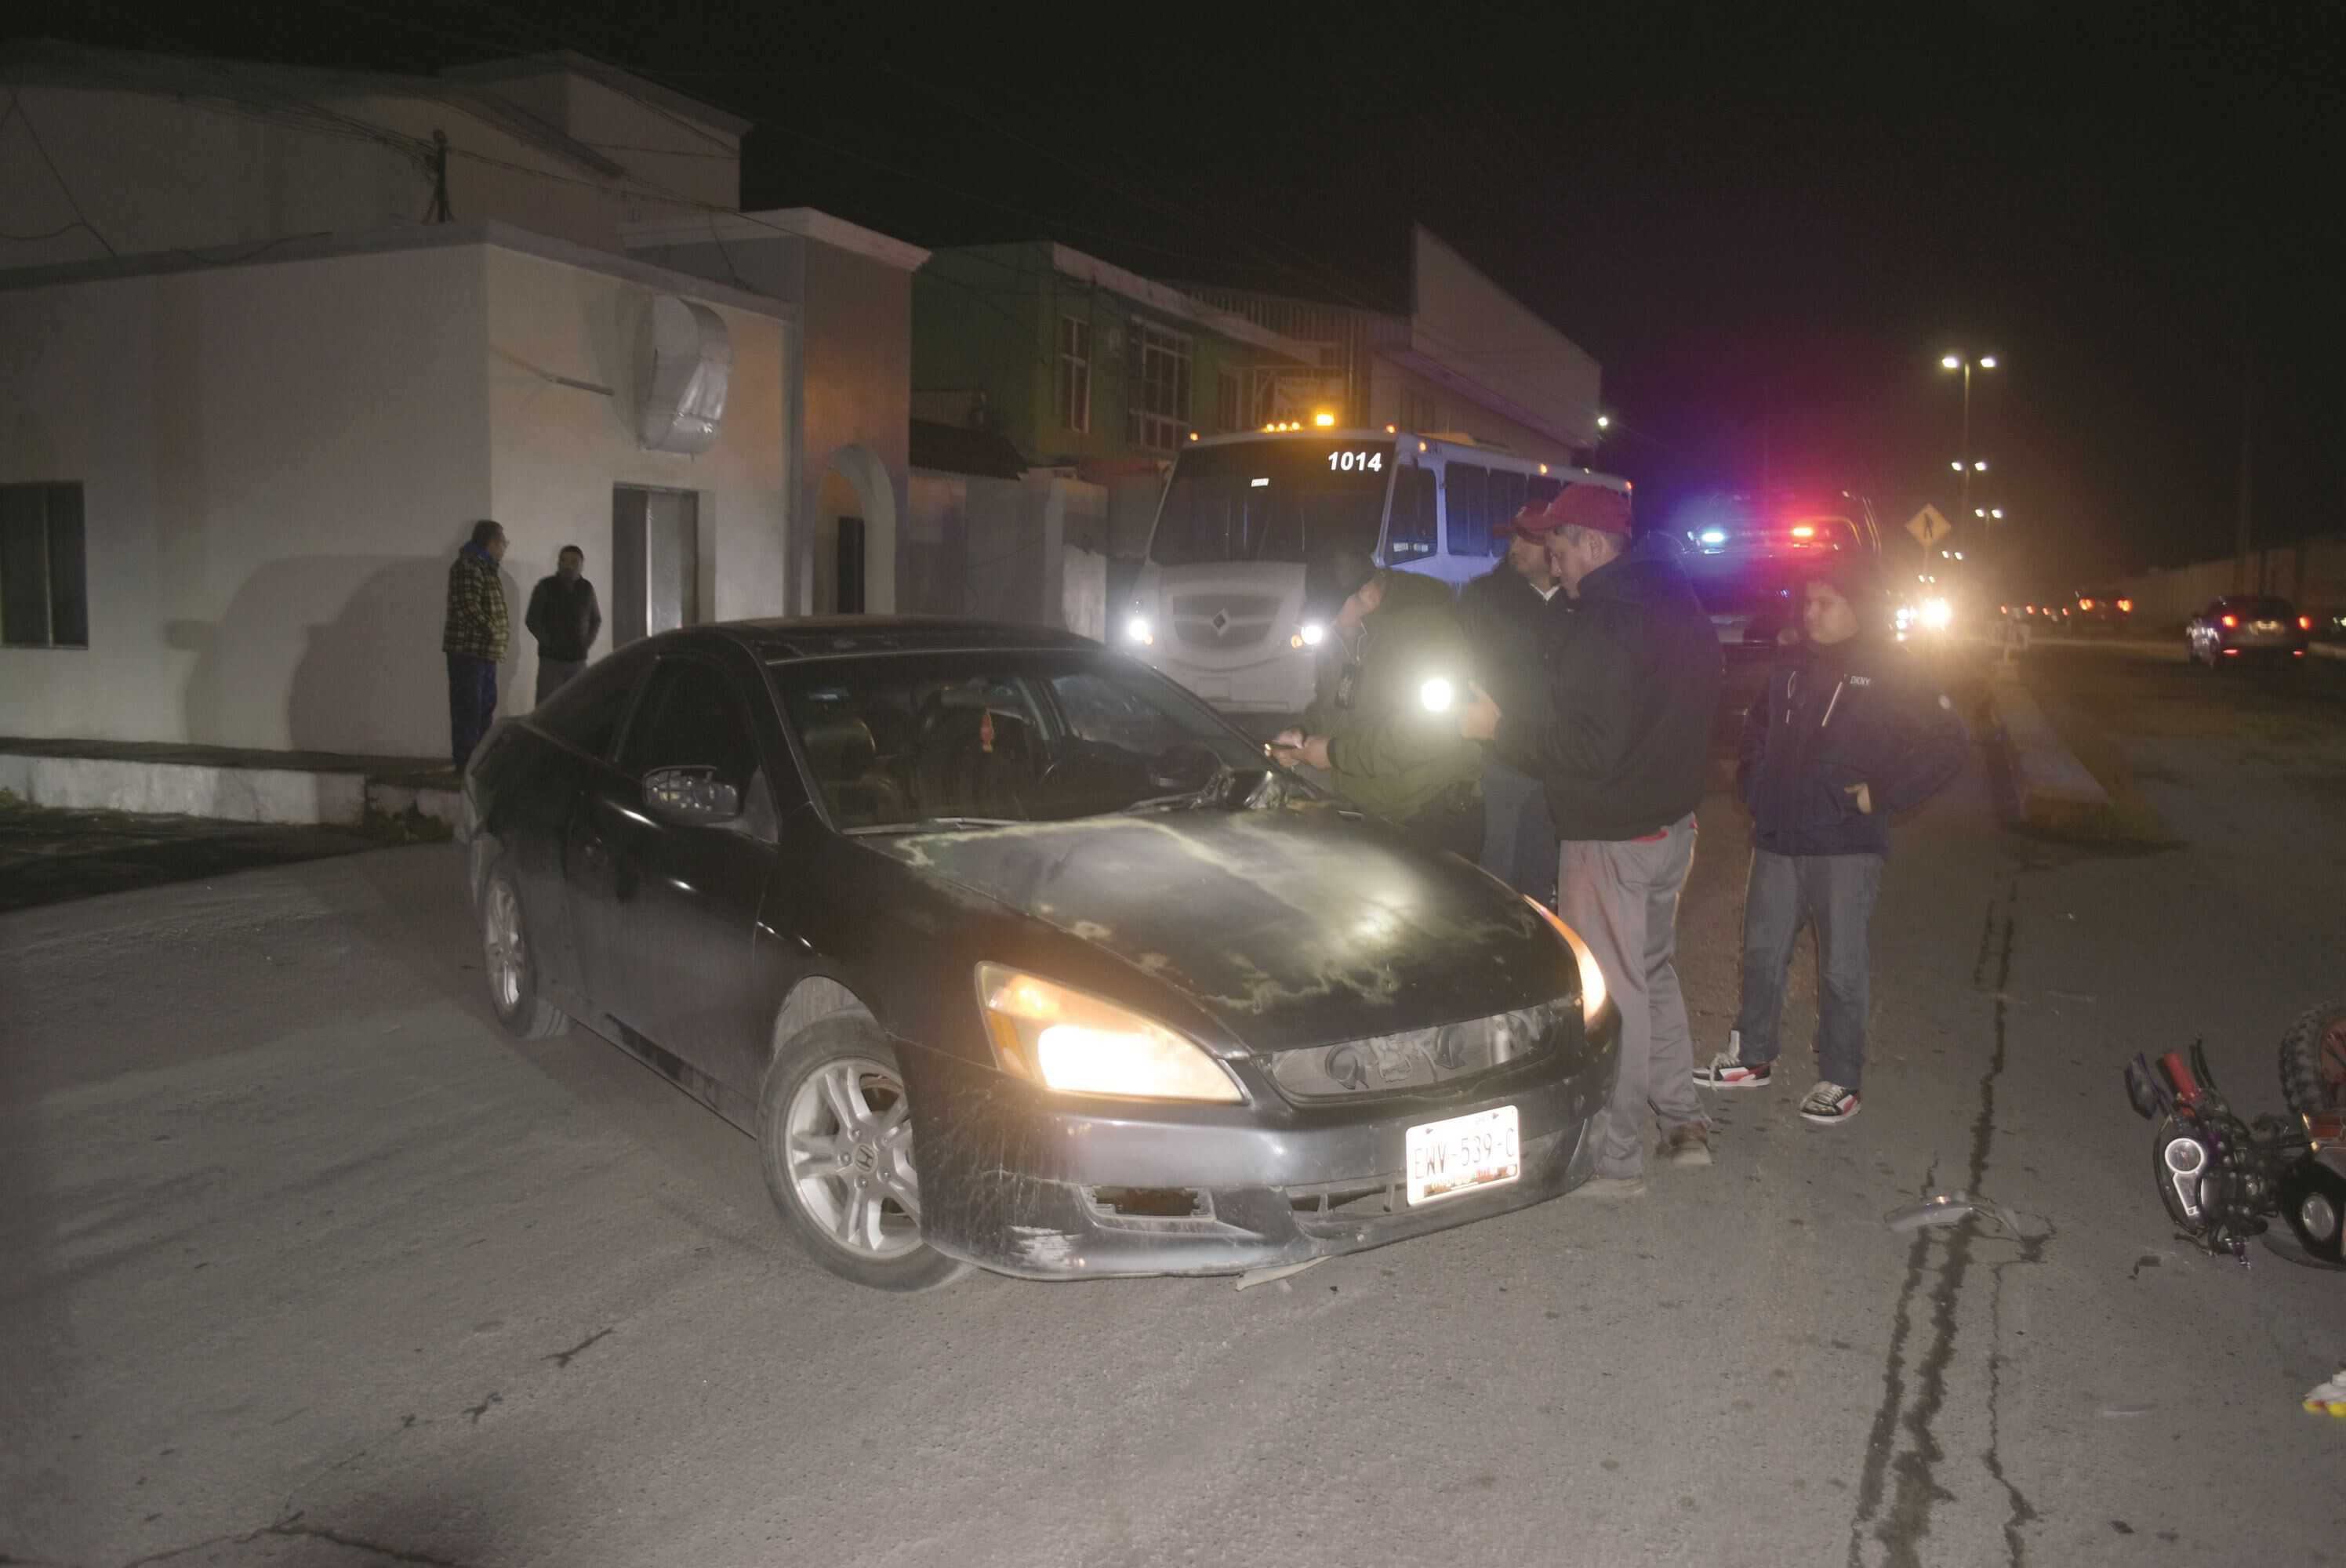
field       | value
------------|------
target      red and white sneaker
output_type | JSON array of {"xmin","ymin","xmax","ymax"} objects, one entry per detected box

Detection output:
[
  {"xmin": 1694, "ymin": 1033, "xmax": 1773, "ymax": 1090},
  {"xmin": 1799, "ymin": 1082, "xmax": 1861, "ymax": 1124}
]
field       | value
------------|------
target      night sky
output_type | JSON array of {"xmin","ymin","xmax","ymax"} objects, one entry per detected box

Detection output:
[{"xmin": 18, "ymin": 3, "xmax": 2339, "ymax": 593}]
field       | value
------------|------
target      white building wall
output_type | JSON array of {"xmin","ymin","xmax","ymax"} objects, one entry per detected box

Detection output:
[
  {"xmin": 0, "ymin": 235, "xmax": 791, "ymax": 760},
  {"xmin": 481, "ymin": 245, "xmax": 788, "ymax": 670},
  {"xmin": 0, "ymin": 245, "xmax": 493, "ymax": 755}
]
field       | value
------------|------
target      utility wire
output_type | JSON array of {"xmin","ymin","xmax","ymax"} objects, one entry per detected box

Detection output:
[{"xmin": 0, "ymin": 91, "xmax": 121, "ymax": 256}]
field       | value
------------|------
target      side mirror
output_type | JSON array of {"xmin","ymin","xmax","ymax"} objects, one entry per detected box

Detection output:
[{"xmin": 643, "ymin": 765, "xmax": 742, "ymax": 826}]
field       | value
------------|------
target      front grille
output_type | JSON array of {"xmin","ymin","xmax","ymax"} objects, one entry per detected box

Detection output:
[
  {"xmin": 1170, "ymin": 592, "xmax": 1282, "ymax": 652},
  {"xmin": 1268, "ymin": 999, "xmax": 1573, "ymax": 1102}
]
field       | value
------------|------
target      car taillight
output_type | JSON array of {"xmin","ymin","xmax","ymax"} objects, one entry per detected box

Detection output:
[
  {"xmin": 2221, "ymin": 615, "xmax": 2238, "ymax": 628},
  {"xmin": 2301, "ymin": 616, "xmax": 2314, "ymax": 631},
  {"xmin": 2117, "ymin": 599, "xmax": 2133, "ymax": 612},
  {"xmin": 2079, "ymin": 598, "xmax": 2096, "ymax": 611}
]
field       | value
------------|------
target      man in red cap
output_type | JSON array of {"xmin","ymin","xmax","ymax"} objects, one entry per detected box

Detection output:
[
  {"xmin": 1458, "ymin": 482, "xmax": 1723, "ymax": 1196},
  {"xmin": 1457, "ymin": 497, "xmax": 1569, "ymax": 905}
]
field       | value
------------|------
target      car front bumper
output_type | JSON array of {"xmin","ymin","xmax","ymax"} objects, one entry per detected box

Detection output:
[{"xmin": 899, "ymin": 1033, "xmax": 1614, "ymax": 1279}]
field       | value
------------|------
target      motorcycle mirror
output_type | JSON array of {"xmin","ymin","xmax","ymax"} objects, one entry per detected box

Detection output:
[
  {"xmin": 2123, "ymin": 1055, "xmax": 2168, "ymax": 1121},
  {"xmin": 2188, "ymin": 1040, "xmax": 2222, "ymax": 1098}
]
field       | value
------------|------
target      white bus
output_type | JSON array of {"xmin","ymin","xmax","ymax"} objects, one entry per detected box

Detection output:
[{"xmin": 1120, "ymin": 426, "xmax": 1630, "ymax": 713}]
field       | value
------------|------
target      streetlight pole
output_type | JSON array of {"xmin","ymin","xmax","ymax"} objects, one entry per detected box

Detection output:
[{"xmin": 1941, "ymin": 351, "xmax": 1999, "ymax": 554}]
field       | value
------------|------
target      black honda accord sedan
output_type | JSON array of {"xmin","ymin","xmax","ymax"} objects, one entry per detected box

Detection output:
[{"xmin": 458, "ymin": 619, "xmax": 1618, "ymax": 1290}]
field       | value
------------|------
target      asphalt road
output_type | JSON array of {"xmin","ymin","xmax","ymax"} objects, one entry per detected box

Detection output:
[{"xmin": 4, "ymin": 639, "xmax": 2342, "ymax": 1568}]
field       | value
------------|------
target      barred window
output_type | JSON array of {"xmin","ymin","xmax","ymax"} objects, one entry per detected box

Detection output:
[
  {"xmin": 1126, "ymin": 324, "xmax": 1192, "ymax": 453},
  {"xmin": 0, "ymin": 482, "xmax": 87, "ymax": 648}
]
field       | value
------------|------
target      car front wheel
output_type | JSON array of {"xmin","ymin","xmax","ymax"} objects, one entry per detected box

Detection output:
[
  {"xmin": 480, "ymin": 865, "xmax": 568, "ymax": 1040},
  {"xmin": 758, "ymin": 1017, "xmax": 971, "ymax": 1292}
]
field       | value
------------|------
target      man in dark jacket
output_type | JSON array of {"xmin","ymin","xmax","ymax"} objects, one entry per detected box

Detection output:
[
  {"xmin": 1457, "ymin": 503, "xmax": 1568, "ymax": 904},
  {"xmin": 525, "ymin": 544, "xmax": 602, "ymax": 703},
  {"xmin": 1694, "ymin": 554, "xmax": 1967, "ymax": 1123},
  {"xmin": 1271, "ymin": 547, "xmax": 1485, "ymax": 858},
  {"xmin": 441, "ymin": 519, "xmax": 509, "ymax": 772},
  {"xmin": 1458, "ymin": 484, "xmax": 1723, "ymax": 1193}
]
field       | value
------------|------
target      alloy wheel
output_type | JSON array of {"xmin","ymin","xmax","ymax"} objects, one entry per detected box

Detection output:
[
  {"xmin": 483, "ymin": 879, "xmax": 524, "ymax": 1014},
  {"xmin": 785, "ymin": 1058, "xmax": 924, "ymax": 1259}
]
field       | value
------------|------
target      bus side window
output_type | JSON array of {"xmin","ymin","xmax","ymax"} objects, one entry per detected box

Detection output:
[
  {"xmin": 1487, "ymin": 470, "xmax": 1529, "ymax": 557},
  {"xmin": 1444, "ymin": 463, "xmax": 1487, "ymax": 557},
  {"xmin": 1386, "ymin": 465, "xmax": 1436, "ymax": 559}
]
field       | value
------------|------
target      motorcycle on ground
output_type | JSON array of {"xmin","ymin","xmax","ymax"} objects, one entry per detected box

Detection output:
[{"xmin": 2123, "ymin": 1002, "xmax": 2346, "ymax": 1267}]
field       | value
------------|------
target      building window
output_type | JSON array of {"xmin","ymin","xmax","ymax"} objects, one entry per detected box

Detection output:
[
  {"xmin": 1127, "ymin": 324, "xmax": 1192, "ymax": 452},
  {"xmin": 0, "ymin": 482, "xmax": 87, "ymax": 648},
  {"xmin": 1059, "ymin": 316, "xmax": 1092, "ymax": 435}
]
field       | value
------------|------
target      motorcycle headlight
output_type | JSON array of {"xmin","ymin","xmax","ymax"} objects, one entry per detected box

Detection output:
[
  {"xmin": 1526, "ymin": 897, "xmax": 1611, "ymax": 1033},
  {"xmin": 976, "ymin": 964, "xmax": 1240, "ymax": 1102}
]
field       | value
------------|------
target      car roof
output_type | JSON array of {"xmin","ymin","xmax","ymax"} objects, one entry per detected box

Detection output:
[{"xmin": 696, "ymin": 615, "xmax": 1106, "ymax": 662}]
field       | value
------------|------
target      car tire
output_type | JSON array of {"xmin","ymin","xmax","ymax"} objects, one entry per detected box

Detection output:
[
  {"xmin": 2280, "ymin": 1001, "xmax": 2346, "ymax": 1122},
  {"xmin": 479, "ymin": 864, "xmax": 568, "ymax": 1040},
  {"xmin": 757, "ymin": 1016, "xmax": 972, "ymax": 1292}
]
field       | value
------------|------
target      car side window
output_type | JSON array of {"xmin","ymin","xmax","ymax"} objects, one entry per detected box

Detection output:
[
  {"xmin": 618, "ymin": 659, "xmax": 761, "ymax": 793},
  {"xmin": 535, "ymin": 653, "xmax": 645, "ymax": 760}
]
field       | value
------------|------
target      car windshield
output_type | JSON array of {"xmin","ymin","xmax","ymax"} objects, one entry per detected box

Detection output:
[
  {"xmin": 1147, "ymin": 438, "xmax": 1395, "ymax": 567},
  {"xmin": 772, "ymin": 650, "xmax": 1280, "ymax": 832}
]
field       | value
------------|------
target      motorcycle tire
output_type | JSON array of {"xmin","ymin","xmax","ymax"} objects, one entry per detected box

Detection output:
[{"xmin": 2279, "ymin": 1001, "xmax": 2346, "ymax": 1123}]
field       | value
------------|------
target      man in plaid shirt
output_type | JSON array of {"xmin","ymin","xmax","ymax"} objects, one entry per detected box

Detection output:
[{"xmin": 442, "ymin": 519, "xmax": 510, "ymax": 771}]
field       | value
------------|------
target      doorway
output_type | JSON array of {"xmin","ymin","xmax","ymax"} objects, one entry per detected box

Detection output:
[
  {"xmin": 612, "ymin": 485, "xmax": 700, "ymax": 645},
  {"xmin": 835, "ymin": 517, "xmax": 866, "ymax": 614}
]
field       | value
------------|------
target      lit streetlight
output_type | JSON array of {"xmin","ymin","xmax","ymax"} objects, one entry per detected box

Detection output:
[{"xmin": 1940, "ymin": 350, "xmax": 2001, "ymax": 549}]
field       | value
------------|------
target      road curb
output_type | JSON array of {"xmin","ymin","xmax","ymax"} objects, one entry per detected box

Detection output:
[{"xmin": 1985, "ymin": 672, "xmax": 2117, "ymax": 836}]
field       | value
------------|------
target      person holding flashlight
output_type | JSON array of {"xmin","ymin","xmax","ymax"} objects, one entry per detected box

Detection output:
[{"xmin": 1270, "ymin": 546, "xmax": 1484, "ymax": 858}]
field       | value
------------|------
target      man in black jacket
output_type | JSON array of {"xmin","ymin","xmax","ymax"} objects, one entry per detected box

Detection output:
[
  {"xmin": 525, "ymin": 545, "xmax": 601, "ymax": 703},
  {"xmin": 1458, "ymin": 485, "xmax": 1723, "ymax": 1194},
  {"xmin": 1694, "ymin": 554, "xmax": 1968, "ymax": 1124},
  {"xmin": 1457, "ymin": 502, "xmax": 1568, "ymax": 904}
]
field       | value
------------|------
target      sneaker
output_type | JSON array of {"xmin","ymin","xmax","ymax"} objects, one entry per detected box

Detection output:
[
  {"xmin": 1694, "ymin": 1034, "xmax": 1774, "ymax": 1089},
  {"xmin": 1658, "ymin": 1123, "xmax": 1713, "ymax": 1167},
  {"xmin": 1569, "ymin": 1174, "xmax": 1648, "ymax": 1201},
  {"xmin": 1799, "ymin": 1082, "xmax": 1861, "ymax": 1124}
]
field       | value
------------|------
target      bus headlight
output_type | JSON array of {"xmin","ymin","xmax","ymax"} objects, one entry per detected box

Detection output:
[
  {"xmin": 1420, "ymin": 677, "xmax": 1455, "ymax": 713},
  {"xmin": 1125, "ymin": 615, "xmax": 1154, "ymax": 647},
  {"xmin": 1300, "ymin": 622, "xmax": 1324, "ymax": 646}
]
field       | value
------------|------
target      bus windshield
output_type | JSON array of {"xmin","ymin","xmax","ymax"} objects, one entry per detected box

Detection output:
[{"xmin": 1148, "ymin": 438, "xmax": 1395, "ymax": 567}]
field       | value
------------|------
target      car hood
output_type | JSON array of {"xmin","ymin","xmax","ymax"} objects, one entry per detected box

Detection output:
[{"xmin": 861, "ymin": 803, "xmax": 1569, "ymax": 1053}]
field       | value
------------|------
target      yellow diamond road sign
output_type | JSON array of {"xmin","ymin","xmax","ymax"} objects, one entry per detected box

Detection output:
[{"xmin": 1905, "ymin": 504, "xmax": 1953, "ymax": 547}]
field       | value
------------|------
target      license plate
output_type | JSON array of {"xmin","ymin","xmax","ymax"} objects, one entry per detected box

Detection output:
[
  {"xmin": 1406, "ymin": 1105, "xmax": 1521, "ymax": 1207},
  {"xmin": 2254, "ymin": 621, "xmax": 2282, "ymax": 633}
]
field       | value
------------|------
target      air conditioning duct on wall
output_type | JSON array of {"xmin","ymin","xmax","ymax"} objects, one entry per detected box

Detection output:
[{"xmin": 634, "ymin": 296, "xmax": 732, "ymax": 454}]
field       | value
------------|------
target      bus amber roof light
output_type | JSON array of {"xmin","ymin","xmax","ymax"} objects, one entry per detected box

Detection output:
[{"xmin": 1313, "ymin": 412, "xmax": 1335, "ymax": 427}]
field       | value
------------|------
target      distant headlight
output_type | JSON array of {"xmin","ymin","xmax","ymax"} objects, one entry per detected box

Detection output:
[
  {"xmin": 976, "ymin": 964, "xmax": 1240, "ymax": 1103},
  {"xmin": 1420, "ymin": 677, "xmax": 1455, "ymax": 713},
  {"xmin": 1125, "ymin": 615, "xmax": 1153, "ymax": 647},
  {"xmin": 1921, "ymin": 597, "xmax": 1953, "ymax": 630},
  {"xmin": 1527, "ymin": 898, "xmax": 1611, "ymax": 1033}
]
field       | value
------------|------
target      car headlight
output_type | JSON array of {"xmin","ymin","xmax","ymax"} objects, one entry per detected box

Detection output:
[
  {"xmin": 1525, "ymin": 897, "xmax": 1610, "ymax": 1033},
  {"xmin": 1420, "ymin": 677, "xmax": 1454, "ymax": 713},
  {"xmin": 1920, "ymin": 597, "xmax": 1953, "ymax": 630},
  {"xmin": 976, "ymin": 964, "xmax": 1240, "ymax": 1102},
  {"xmin": 1125, "ymin": 615, "xmax": 1154, "ymax": 647}
]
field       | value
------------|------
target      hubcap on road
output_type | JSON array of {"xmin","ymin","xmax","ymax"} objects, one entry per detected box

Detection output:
[{"xmin": 785, "ymin": 1058, "xmax": 923, "ymax": 1259}]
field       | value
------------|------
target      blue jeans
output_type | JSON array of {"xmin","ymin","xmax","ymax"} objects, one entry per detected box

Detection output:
[
  {"xmin": 446, "ymin": 653, "xmax": 499, "ymax": 771},
  {"xmin": 1732, "ymin": 850, "xmax": 1883, "ymax": 1090},
  {"xmin": 1479, "ymin": 757, "xmax": 1556, "ymax": 905}
]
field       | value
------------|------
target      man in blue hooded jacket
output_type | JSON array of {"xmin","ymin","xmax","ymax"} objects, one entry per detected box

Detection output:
[{"xmin": 1694, "ymin": 553, "xmax": 1968, "ymax": 1123}]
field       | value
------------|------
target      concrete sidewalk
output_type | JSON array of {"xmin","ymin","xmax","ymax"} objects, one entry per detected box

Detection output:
[{"xmin": 0, "ymin": 793, "xmax": 376, "ymax": 912}]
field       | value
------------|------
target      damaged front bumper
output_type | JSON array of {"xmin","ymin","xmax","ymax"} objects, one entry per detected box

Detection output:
[{"xmin": 902, "ymin": 1035, "xmax": 1613, "ymax": 1280}]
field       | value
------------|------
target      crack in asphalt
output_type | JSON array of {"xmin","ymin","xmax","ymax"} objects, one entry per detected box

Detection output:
[
  {"xmin": 111, "ymin": 1512, "xmax": 485, "ymax": 1568},
  {"xmin": 1849, "ymin": 875, "xmax": 2052, "ymax": 1568},
  {"xmin": 543, "ymin": 1327, "xmax": 612, "ymax": 1369}
]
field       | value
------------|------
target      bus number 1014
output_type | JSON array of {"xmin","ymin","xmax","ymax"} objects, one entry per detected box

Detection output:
[{"xmin": 1327, "ymin": 451, "xmax": 1385, "ymax": 473}]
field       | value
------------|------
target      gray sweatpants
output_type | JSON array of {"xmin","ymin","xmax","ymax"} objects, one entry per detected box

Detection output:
[
  {"xmin": 1733, "ymin": 850, "xmax": 1883, "ymax": 1091},
  {"xmin": 1558, "ymin": 815, "xmax": 1702, "ymax": 1178},
  {"xmin": 535, "ymin": 657, "xmax": 585, "ymax": 705}
]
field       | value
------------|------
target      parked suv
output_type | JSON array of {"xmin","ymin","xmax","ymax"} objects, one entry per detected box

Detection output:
[{"xmin": 2186, "ymin": 595, "xmax": 2312, "ymax": 668}]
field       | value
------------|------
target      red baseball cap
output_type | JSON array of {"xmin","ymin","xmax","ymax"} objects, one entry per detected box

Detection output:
[
  {"xmin": 1497, "ymin": 501, "xmax": 1565, "ymax": 541},
  {"xmin": 1546, "ymin": 484, "xmax": 1632, "ymax": 536}
]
